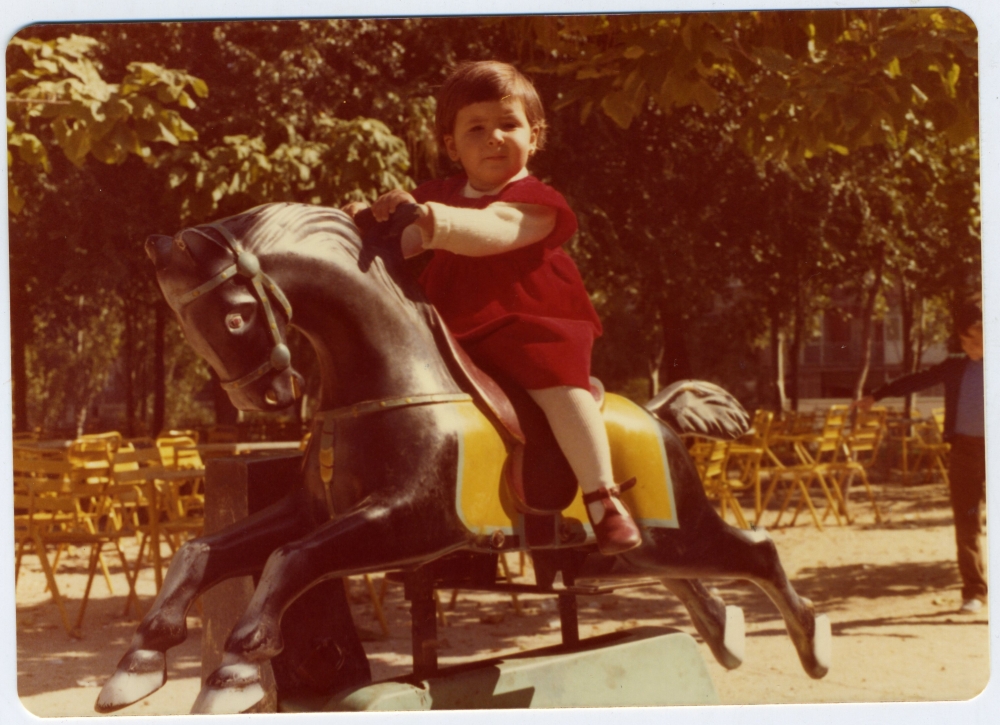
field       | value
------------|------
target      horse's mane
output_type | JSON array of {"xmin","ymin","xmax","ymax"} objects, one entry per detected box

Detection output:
[
  {"xmin": 190, "ymin": 202, "xmax": 427, "ymax": 318},
  {"xmin": 206, "ymin": 202, "xmax": 362, "ymax": 258}
]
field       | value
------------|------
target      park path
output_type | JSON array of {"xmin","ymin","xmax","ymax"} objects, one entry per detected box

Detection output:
[{"xmin": 13, "ymin": 481, "xmax": 988, "ymax": 716}]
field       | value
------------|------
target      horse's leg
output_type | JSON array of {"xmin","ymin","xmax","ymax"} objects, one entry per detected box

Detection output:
[
  {"xmin": 643, "ymin": 524, "xmax": 831, "ymax": 679},
  {"xmin": 96, "ymin": 493, "xmax": 309, "ymax": 713},
  {"xmin": 644, "ymin": 426, "xmax": 831, "ymax": 679},
  {"xmin": 193, "ymin": 497, "xmax": 467, "ymax": 714},
  {"xmin": 737, "ymin": 529, "xmax": 831, "ymax": 679},
  {"xmin": 660, "ymin": 578, "xmax": 745, "ymax": 670}
]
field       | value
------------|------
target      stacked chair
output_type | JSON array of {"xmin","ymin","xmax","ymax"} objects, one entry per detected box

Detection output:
[
  {"xmin": 13, "ymin": 428, "xmax": 209, "ymax": 635},
  {"xmin": 726, "ymin": 409, "xmax": 776, "ymax": 524},
  {"xmin": 13, "ymin": 437, "xmax": 136, "ymax": 638},
  {"xmin": 109, "ymin": 436, "xmax": 206, "ymax": 594},
  {"xmin": 687, "ymin": 437, "xmax": 749, "ymax": 528},
  {"xmin": 910, "ymin": 408, "xmax": 951, "ymax": 485},
  {"xmin": 691, "ymin": 404, "xmax": 888, "ymax": 533}
]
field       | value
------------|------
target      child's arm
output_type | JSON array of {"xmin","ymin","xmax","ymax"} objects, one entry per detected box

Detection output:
[{"xmin": 411, "ymin": 202, "xmax": 557, "ymax": 257}]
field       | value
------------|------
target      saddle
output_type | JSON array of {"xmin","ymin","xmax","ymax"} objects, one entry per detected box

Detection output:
[{"xmin": 424, "ymin": 306, "xmax": 581, "ymax": 515}]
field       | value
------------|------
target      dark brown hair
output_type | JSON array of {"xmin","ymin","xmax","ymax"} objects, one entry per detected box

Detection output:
[
  {"xmin": 955, "ymin": 298, "xmax": 982, "ymax": 336},
  {"xmin": 435, "ymin": 61, "xmax": 548, "ymax": 150}
]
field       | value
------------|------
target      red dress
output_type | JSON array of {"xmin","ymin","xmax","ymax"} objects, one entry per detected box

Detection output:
[{"xmin": 412, "ymin": 174, "xmax": 602, "ymax": 390}]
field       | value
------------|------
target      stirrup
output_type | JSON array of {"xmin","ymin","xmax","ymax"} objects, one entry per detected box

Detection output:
[{"xmin": 583, "ymin": 478, "xmax": 641, "ymax": 555}]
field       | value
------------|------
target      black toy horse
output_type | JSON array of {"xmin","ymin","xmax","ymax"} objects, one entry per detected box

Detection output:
[{"xmin": 97, "ymin": 202, "xmax": 830, "ymax": 714}]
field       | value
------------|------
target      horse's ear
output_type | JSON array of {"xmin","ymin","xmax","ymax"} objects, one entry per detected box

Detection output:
[
  {"xmin": 179, "ymin": 229, "xmax": 231, "ymax": 267},
  {"xmin": 146, "ymin": 235, "xmax": 174, "ymax": 270}
]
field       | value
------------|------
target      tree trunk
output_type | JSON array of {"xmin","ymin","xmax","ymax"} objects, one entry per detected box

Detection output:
[
  {"xmin": 153, "ymin": 302, "xmax": 166, "ymax": 436},
  {"xmin": 853, "ymin": 259, "xmax": 885, "ymax": 402},
  {"xmin": 768, "ymin": 305, "xmax": 788, "ymax": 413},
  {"xmin": 788, "ymin": 283, "xmax": 805, "ymax": 412},
  {"xmin": 75, "ymin": 402, "xmax": 89, "ymax": 438},
  {"xmin": 10, "ymin": 293, "xmax": 31, "ymax": 433},
  {"xmin": 657, "ymin": 300, "xmax": 692, "ymax": 385},
  {"xmin": 915, "ymin": 296, "xmax": 927, "ymax": 370},
  {"xmin": 647, "ymin": 342, "xmax": 664, "ymax": 398},
  {"xmin": 124, "ymin": 306, "xmax": 136, "ymax": 438},
  {"xmin": 775, "ymin": 331, "xmax": 788, "ymax": 412},
  {"xmin": 899, "ymin": 279, "xmax": 915, "ymax": 418}
]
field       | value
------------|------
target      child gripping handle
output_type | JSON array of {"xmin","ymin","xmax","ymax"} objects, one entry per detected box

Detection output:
[{"xmin": 348, "ymin": 60, "xmax": 641, "ymax": 555}]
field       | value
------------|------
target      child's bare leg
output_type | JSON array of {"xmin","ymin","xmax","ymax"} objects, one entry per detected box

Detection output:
[{"xmin": 527, "ymin": 386, "xmax": 640, "ymax": 552}]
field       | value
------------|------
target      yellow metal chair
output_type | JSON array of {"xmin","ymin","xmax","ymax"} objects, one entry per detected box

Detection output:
[
  {"xmin": 110, "ymin": 442, "xmax": 207, "ymax": 595},
  {"xmin": 885, "ymin": 409, "xmax": 925, "ymax": 481},
  {"xmin": 760, "ymin": 406, "xmax": 851, "ymax": 530},
  {"xmin": 837, "ymin": 406, "xmax": 889, "ymax": 521},
  {"xmin": 156, "ymin": 433, "xmax": 207, "ymax": 533},
  {"xmin": 688, "ymin": 437, "xmax": 747, "ymax": 528},
  {"xmin": 910, "ymin": 408, "xmax": 951, "ymax": 485},
  {"xmin": 16, "ymin": 439, "xmax": 120, "ymax": 591},
  {"xmin": 13, "ymin": 450, "xmax": 135, "ymax": 638},
  {"xmin": 726, "ymin": 409, "xmax": 775, "ymax": 522}
]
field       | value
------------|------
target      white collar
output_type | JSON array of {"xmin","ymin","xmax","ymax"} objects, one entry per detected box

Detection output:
[{"xmin": 461, "ymin": 167, "xmax": 530, "ymax": 198}]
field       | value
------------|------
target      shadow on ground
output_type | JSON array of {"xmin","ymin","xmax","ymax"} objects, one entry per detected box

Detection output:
[{"xmin": 16, "ymin": 591, "xmax": 204, "ymax": 698}]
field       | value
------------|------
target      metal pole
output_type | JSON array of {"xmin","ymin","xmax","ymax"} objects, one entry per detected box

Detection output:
[{"xmin": 406, "ymin": 569, "xmax": 439, "ymax": 678}]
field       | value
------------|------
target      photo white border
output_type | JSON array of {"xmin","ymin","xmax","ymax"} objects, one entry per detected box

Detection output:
[{"xmin": 2, "ymin": 1, "xmax": 995, "ymax": 724}]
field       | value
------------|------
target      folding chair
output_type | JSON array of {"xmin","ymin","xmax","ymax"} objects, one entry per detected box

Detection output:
[
  {"xmin": 726, "ymin": 409, "xmax": 775, "ymax": 521},
  {"xmin": 110, "ymin": 442, "xmax": 206, "ymax": 594},
  {"xmin": 910, "ymin": 408, "xmax": 951, "ymax": 485},
  {"xmin": 837, "ymin": 406, "xmax": 888, "ymax": 521},
  {"xmin": 156, "ymin": 433, "xmax": 207, "ymax": 535},
  {"xmin": 14, "ymin": 456, "xmax": 135, "ymax": 638},
  {"xmin": 689, "ymin": 437, "xmax": 747, "ymax": 528},
  {"xmin": 760, "ymin": 406, "xmax": 851, "ymax": 530}
]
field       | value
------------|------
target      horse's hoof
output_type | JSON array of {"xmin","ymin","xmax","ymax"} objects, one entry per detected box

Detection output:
[
  {"xmin": 227, "ymin": 620, "xmax": 284, "ymax": 662},
  {"xmin": 191, "ymin": 655, "xmax": 266, "ymax": 714},
  {"xmin": 720, "ymin": 605, "xmax": 746, "ymax": 669},
  {"xmin": 807, "ymin": 613, "xmax": 832, "ymax": 679},
  {"xmin": 94, "ymin": 649, "xmax": 166, "ymax": 713}
]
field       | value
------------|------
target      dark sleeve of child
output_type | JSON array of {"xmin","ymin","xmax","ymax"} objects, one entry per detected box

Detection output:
[{"xmin": 871, "ymin": 356, "xmax": 966, "ymax": 401}]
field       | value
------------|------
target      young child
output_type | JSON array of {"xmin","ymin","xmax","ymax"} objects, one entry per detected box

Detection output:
[{"xmin": 354, "ymin": 60, "xmax": 640, "ymax": 555}]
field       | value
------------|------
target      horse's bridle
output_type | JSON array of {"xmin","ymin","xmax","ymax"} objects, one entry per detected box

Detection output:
[{"xmin": 174, "ymin": 221, "xmax": 294, "ymax": 392}]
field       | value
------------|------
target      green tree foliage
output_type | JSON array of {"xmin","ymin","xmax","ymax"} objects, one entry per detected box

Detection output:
[
  {"xmin": 515, "ymin": 9, "xmax": 979, "ymax": 405},
  {"xmin": 511, "ymin": 9, "xmax": 978, "ymax": 165},
  {"xmin": 7, "ymin": 34, "xmax": 206, "ymax": 212},
  {"xmin": 162, "ymin": 116, "xmax": 412, "ymax": 224},
  {"xmin": 6, "ymin": 33, "xmax": 212, "ymax": 434},
  {"xmin": 6, "ymin": 12, "xmax": 981, "ymax": 434},
  {"xmin": 5, "ymin": 24, "xmax": 428, "ymax": 433}
]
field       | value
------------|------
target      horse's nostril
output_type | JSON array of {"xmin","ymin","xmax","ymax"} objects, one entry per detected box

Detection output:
[{"xmin": 265, "ymin": 390, "xmax": 278, "ymax": 405}]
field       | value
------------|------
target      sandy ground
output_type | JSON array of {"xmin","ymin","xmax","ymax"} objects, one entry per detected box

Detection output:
[{"xmin": 12, "ymin": 478, "xmax": 990, "ymax": 717}]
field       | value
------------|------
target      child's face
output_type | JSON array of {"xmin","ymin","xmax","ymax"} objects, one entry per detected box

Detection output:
[
  {"xmin": 444, "ymin": 98, "xmax": 539, "ymax": 191},
  {"xmin": 960, "ymin": 321, "xmax": 984, "ymax": 361}
]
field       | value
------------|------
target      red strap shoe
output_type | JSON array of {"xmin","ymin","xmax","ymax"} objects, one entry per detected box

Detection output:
[{"xmin": 583, "ymin": 478, "xmax": 641, "ymax": 555}]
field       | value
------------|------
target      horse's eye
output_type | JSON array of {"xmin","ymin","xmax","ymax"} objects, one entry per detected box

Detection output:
[{"xmin": 225, "ymin": 313, "xmax": 245, "ymax": 331}]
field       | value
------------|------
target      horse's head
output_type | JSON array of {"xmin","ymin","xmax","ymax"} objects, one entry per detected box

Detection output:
[{"xmin": 146, "ymin": 213, "xmax": 304, "ymax": 412}]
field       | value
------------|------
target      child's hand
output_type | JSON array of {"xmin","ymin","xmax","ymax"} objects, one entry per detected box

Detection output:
[
  {"xmin": 371, "ymin": 189, "xmax": 418, "ymax": 222},
  {"xmin": 340, "ymin": 201, "xmax": 369, "ymax": 219}
]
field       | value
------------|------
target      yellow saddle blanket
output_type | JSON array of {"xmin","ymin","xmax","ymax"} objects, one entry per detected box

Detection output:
[{"xmin": 453, "ymin": 393, "xmax": 679, "ymax": 542}]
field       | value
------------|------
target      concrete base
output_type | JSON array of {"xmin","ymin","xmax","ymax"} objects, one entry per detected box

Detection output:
[{"xmin": 281, "ymin": 627, "xmax": 719, "ymax": 711}]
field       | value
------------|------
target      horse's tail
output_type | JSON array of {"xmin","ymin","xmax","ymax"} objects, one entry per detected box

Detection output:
[{"xmin": 645, "ymin": 380, "xmax": 751, "ymax": 440}]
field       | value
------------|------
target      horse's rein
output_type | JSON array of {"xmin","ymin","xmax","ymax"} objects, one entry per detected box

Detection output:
[{"xmin": 174, "ymin": 222, "xmax": 294, "ymax": 392}]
